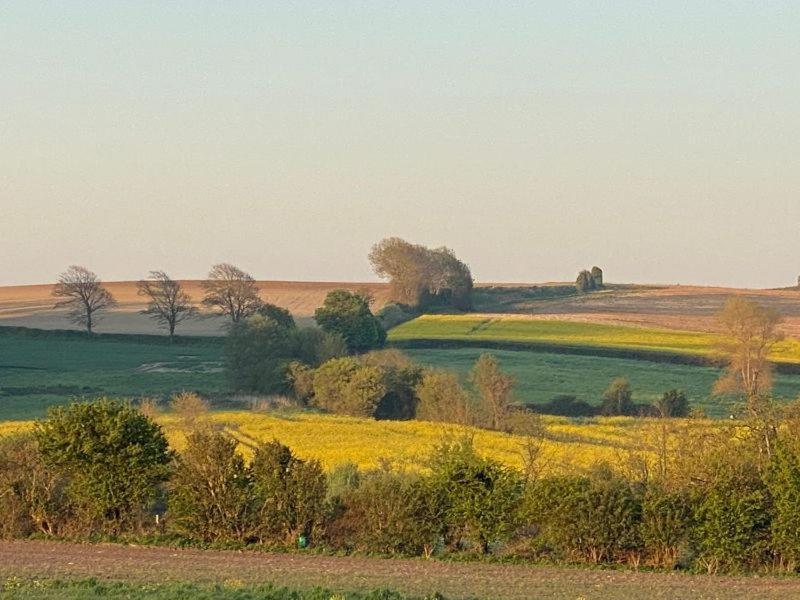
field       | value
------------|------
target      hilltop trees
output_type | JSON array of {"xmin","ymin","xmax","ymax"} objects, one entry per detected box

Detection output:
[
  {"xmin": 576, "ymin": 267, "xmax": 604, "ymax": 293},
  {"xmin": 137, "ymin": 271, "xmax": 196, "ymax": 341},
  {"xmin": 314, "ymin": 289, "xmax": 385, "ymax": 353},
  {"xmin": 201, "ymin": 263, "xmax": 262, "ymax": 323},
  {"xmin": 52, "ymin": 266, "xmax": 117, "ymax": 334},
  {"xmin": 369, "ymin": 237, "xmax": 473, "ymax": 310}
]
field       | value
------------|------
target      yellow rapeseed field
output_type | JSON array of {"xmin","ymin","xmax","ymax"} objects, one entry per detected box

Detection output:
[{"xmin": 0, "ymin": 410, "xmax": 729, "ymax": 475}]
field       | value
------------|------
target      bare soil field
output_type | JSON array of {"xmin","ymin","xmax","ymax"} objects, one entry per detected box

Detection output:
[
  {"xmin": 479, "ymin": 284, "xmax": 800, "ymax": 337},
  {"xmin": 0, "ymin": 281, "xmax": 391, "ymax": 335},
  {"xmin": 1, "ymin": 540, "xmax": 798, "ymax": 600}
]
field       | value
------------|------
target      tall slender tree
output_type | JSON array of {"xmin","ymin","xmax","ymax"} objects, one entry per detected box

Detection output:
[
  {"xmin": 138, "ymin": 271, "xmax": 196, "ymax": 341},
  {"xmin": 52, "ymin": 266, "xmax": 116, "ymax": 334}
]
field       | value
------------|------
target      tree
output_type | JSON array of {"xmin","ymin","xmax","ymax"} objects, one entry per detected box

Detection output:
[
  {"xmin": 655, "ymin": 389, "xmax": 689, "ymax": 418},
  {"xmin": 576, "ymin": 270, "xmax": 596, "ymax": 293},
  {"xmin": 52, "ymin": 266, "xmax": 116, "ymax": 334},
  {"xmin": 369, "ymin": 237, "xmax": 474, "ymax": 309},
  {"xmin": 137, "ymin": 271, "xmax": 196, "ymax": 341},
  {"xmin": 714, "ymin": 297, "xmax": 782, "ymax": 402},
  {"xmin": 34, "ymin": 399, "xmax": 172, "ymax": 533},
  {"xmin": 470, "ymin": 354, "xmax": 514, "ymax": 431},
  {"xmin": 201, "ymin": 263, "xmax": 261, "ymax": 323},
  {"xmin": 314, "ymin": 289, "xmax": 386, "ymax": 353},
  {"xmin": 224, "ymin": 315, "xmax": 295, "ymax": 394},
  {"xmin": 415, "ymin": 369, "xmax": 471, "ymax": 425},
  {"xmin": 591, "ymin": 266, "xmax": 604, "ymax": 288},
  {"xmin": 311, "ymin": 357, "xmax": 386, "ymax": 417},
  {"xmin": 602, "ymin": 377, "xmax": 634, "ymax": 416},
  {"xmin": 256, "ymin": 302, "xmax": 295, "ymax": 329}
]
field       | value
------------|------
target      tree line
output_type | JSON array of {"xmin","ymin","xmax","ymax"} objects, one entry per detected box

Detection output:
[{"xmin": 5, "ymin": 395, "xmax": 800, "ymax": 574}]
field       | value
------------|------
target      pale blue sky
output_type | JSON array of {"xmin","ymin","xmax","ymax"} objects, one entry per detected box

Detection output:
[{"xmin": 1, "ymin": 2, "xmax": 799, "ymax": 287}]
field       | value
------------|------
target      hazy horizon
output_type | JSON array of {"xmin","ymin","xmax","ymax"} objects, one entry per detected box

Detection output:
[{"xmin": 2, "ymin": 2, "xmax": 799, "ymax": 288}]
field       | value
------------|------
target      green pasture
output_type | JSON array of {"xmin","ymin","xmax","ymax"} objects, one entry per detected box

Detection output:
[{"xmin": 390, "ymin": 315, "xmax": 800, "ymax": 364}]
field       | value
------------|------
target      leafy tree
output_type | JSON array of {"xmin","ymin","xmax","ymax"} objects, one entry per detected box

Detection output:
[
  {"xmin": 655, "ymin": 389, "xmax": 689, "ymax": 418},
  {"xmin": 415, "ymin": 369, "xmax": 471, "ymax": 425},
  {"xmin": 290, "ymin": 327, "xmax": 347, "ymax": 367},
  {"xmin": 34, "ymin": 399, "xmax": 172, "ymax": 533},
  {"xmin": 201, "ymin": 263, "xmax": 262, "ymax": 323},
  {"xmin": 601, "ymin": 377, "xmax": 634, "ymax": 416},
  {"xmin": 369, "ymin": 237, "xmax": 474, "ymax": 310},
  {"xmin": 52, "ymin": 266, "xmax": 117, "ymax": 334},
  {"xmin": 224, "ymin": 315, "xmax": 295, "ymax": 394},
  {"xmin": 314, "ymin": 289, "xmax": 386, "ymax": 353},
  {"xmin": 311, "ymin": 357, "xmax": 386, "ymax": 417},
  {"xmin": 168, "ymin": 429, "xmax": 254, "ymax": 542},
  {"xmin": 251, "ymin": 440, "xmax": 327, "ymax": 545},
  {"xmin": 256, "ymin": 302, "xmax": 295, "ymax": 329},
  {"xmin": 360, "ymin": 349, "xmax": 421, "ymax": 420},
  {"xmin": 470, "ymin": 354, "xmax": 513, "ymax": 430},
  {"xmin": 137, "ymin": 271, "xmax": 196, "ymax": 341}
]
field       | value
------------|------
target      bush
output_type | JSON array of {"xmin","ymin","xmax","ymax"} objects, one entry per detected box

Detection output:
[
  {"xmin": 415, "ymin": 369, "xmax": 471, "ymax": 425},
  {"xmin": 224, "ymin": 315, "xmax": 295, "ymax": 394},
  {"xmin": 426, "ymin": 439, "xmax": 523, "ymax": 553},
  {"xmin": 640, "ymin": 485, "xmax": 692, "ymax": 567},
  {"xmin": 291, "ymin": 327, "xmax": 348, "ymax": 368},
  {"xmin": 256, "ymin": 303, "xmax": 296, "ymax": 329},
  {"xmin": 524, "ymin": 475, "xmax": 642, "ymax": 564},
  {"xmin": 655, "ymin": 389, "xmax": 689, "ymax": 418},
  {"xmin": 312, "ymin": 357, "xmax": 387, "ymax": 418},
  {"xmin": 601, "ymin": 378, "xmax": 634, "ymax": 416},
  {"xmin": 765, "ymin": 442, "xmax": 800, "ymax": 569},
  {"xmin": 530, "ymin": 395, "xmax": 597, "ymax": 417},
  {"xmin": 170, "ymin": 391, "xmax": 209, "ymax": 427},
  {"xmin": 251, "ymin": 440, "xmax": 326, "ymax": 545},
  {"xmin": 690, "ymin": 468, "xmax": 771, "ymax": 573},
  {"xmin": 361, "ymin": 350, "xmax": 421, "ymax": 420},
  {"xmin": 375, "ymin": 303, "xmax": 418, "ymax": 330},
  {"xmin": 168, "ymin": 429, "xmax": 254, "ymax": 542},
  {"xmin": 34, "ymin": 399, "xmax": 172, "ymax": 534},
  {"xmin": 0, "ymin": 434, "xmax": 66, "ymax": 538},
  {"xmin": 314, "ymin": 290, "xmax": 386, "ymax": 353}
]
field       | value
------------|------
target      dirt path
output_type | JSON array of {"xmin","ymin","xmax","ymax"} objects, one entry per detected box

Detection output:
[{"xmin": 1, "ymin": 540, "xmax": 800, "ymax": 599}]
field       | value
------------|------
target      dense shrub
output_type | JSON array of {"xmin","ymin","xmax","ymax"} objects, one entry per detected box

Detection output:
[
  {"xmin": 530, "ymin": 395, "xmax": 597, "ymax": 417},
  {"xmin": 34, "ymin": 399, "xmax": 172, "ymax": 534},
  {"xmin": 256, "ymin": 302, "xmax": 296, "ymax": 329},
  {"xmin": 291, "ymin": 327, "xmax": 348, "ymax": 367},
  {"xmin": 426, "ymin": 439, "xmax": 523, "ymax": 553},
  {"xmin": 655, "ymin": 389, "xmax": 689, "ymax": 418},
  {"xmin": 251, "ymin": 440, "xmax": 326, "ymax": 545},
  {"xmin": 314, "ymin": 290, "xmax": 386, "ymax": 353},
  {"xmin": 375, "ymin": 302, "xmax": 418, "ymax": 330},
  {"xmin": 361, "ymin": 350, "xmax": 421, "ymax": 420},
  {"xmin": 168, "ymin": 429, "xmax": 254, "ymax": 542},
  {"xmin": 225, "ymin": 315, "xmax": 295, "ymax": 394},
  {"xmin": 311, "ymin": 357, "xmax": 387, "ymax": 418},
  {"xmin": 640, "ymin": 485, "xmax": 692, "ymax": 567},
  {"xmin": 765, "ymin": 442, "xmax": 800, "ymax": 569},
  {"xmin": 0, "ymin": 434, "xmax": 66, "ymax": 538},
  {"xmin": 415, "ymin": 369, "xmax": 471, "ymax": 425}
]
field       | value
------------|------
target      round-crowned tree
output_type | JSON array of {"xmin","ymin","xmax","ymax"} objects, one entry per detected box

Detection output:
[{"xmin": 314, "ymin": 290, "xmax": 386, "ymax": 354}]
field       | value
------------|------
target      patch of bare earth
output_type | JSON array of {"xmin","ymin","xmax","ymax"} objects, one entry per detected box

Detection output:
[{"xmin": 1, "ymin": 540, "xmax": 799, "ymax": 600}]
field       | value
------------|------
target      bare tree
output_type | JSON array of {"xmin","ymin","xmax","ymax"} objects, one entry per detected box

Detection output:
[
  {"xmin": 52, "ymin": 266, "xmax": 117, "ymax": 334},
  {"xmin": 138, "ymin": 271, "xmax": 196, "ymax": 341},
  {"xmin": 200, "ymin": 263, "xmax": 261, "ymax": 323},
  {"xmin": 714, "ymin": 297, "xmax": 783, "ymax": 401}
]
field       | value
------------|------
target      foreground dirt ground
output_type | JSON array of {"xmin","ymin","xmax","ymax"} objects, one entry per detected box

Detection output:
[{"xmin": 2, "ymin": 540, "xmax": 800, "ymax": 600}]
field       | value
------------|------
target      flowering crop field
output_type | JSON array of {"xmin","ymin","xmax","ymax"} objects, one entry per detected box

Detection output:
[
  {"xmin": 0, "ymin": 410, "xmax": 728, "ymax": 476},
  {"xmin": 389, "ymin": 315, "xmax": 800, "ymax": 364}
]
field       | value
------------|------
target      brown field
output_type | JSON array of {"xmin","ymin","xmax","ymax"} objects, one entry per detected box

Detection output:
[
  {"xmin": 2, "ymin": 540, "xmax": 800, "ymax": 600},
  {"xmin": 1, "ymin": 280, "xmax": 799, "ymax": 336},
  {"xmin": 480, "ymin": 283, "xmax": 800, "ymax": 337},
  {"xmin": 0, "ymin": 281, "xmax": 391, "ymax": 335}
]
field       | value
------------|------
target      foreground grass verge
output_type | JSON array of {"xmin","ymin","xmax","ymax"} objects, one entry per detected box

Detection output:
[
  {"xmin": 389, "ymin": 315, "xmax": 800, "ymax": 364},
  {"xmin": 0, "ymin": 578, "xmax": 441, "ymax": 600}
]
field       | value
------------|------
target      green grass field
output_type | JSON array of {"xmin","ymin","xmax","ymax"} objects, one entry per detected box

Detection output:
[
  {"xmin": 390, "ymin": 315, "xmax": 800, "ymax": 363},
  {"xmin": 0, "ymin": 328, "xmax": 225, "ymax": 420},
  {"xmin": 405, "ymin": 347, "xmax": 800, "ymax": 417}
]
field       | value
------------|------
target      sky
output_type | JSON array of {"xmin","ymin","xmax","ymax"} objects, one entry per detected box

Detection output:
[{"xmin": 1, "ymin": 1, "xmax": 799, "ymax": 288}]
